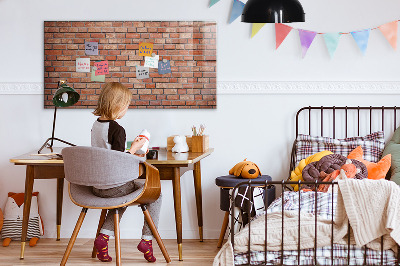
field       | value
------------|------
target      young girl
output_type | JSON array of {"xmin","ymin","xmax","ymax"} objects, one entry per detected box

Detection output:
[{"xmin": 91, "ymin": 82, "xmax": 162, "ymax": 263}]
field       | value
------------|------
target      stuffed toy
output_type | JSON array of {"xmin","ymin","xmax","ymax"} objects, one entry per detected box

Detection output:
[
  {"xmin": 289, "ymin": 150, "xmax": 333, "ymax": 191},
  {"xmin": 172, "ymin": 135, "xmax": 189, "ymax": 153},
  {"xmin": 1, "ymin": 192, "xmax": 44, "ymax": 247},
  {"xmin": 229, "ymin": 159, "xmax": 261, "ymax": 179},
  {"xmin": 348, "ymin": 146, "xmax": 391, "ymax": 180}
]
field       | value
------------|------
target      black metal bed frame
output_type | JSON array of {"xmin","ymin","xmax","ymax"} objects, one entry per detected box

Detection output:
[{"xmin": 230, "ymin": 106, "xmax": 400, "ymax": 266}]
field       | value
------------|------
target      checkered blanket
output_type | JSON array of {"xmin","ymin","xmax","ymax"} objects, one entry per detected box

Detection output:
[
  {"xmin": 234, "ymin": 244, "xmax": 397, "ymax": 265},
  {"xmin": 234, "ymin": 191, "xmax": 397, "ymax": 265}
]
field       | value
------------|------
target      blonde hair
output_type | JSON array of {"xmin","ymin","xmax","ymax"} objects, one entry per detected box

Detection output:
[{"xmin": 93, "ymin": 82, "xmax": 132, "ymax": 120}]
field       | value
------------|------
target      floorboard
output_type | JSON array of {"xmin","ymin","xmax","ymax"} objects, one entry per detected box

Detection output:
[{"xmin": 0, "ymin": 238, "xmax": 222, "ymax": 265}]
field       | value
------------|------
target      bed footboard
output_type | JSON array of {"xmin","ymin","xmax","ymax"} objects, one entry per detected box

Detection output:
[{"xmin": 230, "ymin": 180, "xmax": 400, "ymax": 266}]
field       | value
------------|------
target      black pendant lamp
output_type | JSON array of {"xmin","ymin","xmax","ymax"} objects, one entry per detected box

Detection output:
[{"xmin": 242, "ymin": 0, "xmax": 305, "ymax": 23}]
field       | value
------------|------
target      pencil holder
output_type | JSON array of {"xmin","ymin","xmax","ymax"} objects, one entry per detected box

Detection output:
[{"xmin": 191, "ymin": 135, "xmax": 209, "ymax": 153}]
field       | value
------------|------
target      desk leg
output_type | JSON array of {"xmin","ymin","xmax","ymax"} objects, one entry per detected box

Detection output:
[
  {"xmin": 20, "ymin": 165, "xmax": 35, "ymax": 259},
  {"xmin": 193, "ymin": 161, "xmax": 203, "ymax": 242},
  {"xmin": 56, "ymin": 178, "xmax": 64, "ymax": 241},
  {"xmin": 172, "ymin": 167, "xmax": 183, "ymax": 261}
]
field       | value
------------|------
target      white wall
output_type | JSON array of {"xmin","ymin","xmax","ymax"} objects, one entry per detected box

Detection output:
[{"xmin": 1, "ymin": 0, "xmax": 400, "ymax": 239}]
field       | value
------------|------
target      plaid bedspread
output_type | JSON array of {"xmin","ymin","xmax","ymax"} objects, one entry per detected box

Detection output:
[{"xmin": 234, "ymin": 191, "xmax": 397, "ymax": 265}]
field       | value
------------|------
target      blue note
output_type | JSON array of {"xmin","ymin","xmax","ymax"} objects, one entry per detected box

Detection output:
[{"xmin": 158, "ymin": 60, "xmax": 171, "ymax": 75}]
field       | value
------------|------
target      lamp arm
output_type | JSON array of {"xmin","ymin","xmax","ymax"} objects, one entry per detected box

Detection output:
[
  {"xmin": 50, "ymin": 105, "xmax": 57, "ymax": 148},
  {"xmin": 37, "ymin": 106, "xmax": 76, "ymax": 154}
]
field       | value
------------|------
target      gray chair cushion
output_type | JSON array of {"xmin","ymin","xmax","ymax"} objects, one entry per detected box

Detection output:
[
  {"xmin": 69, "ymin": 180, "xmax": 145, "ymax": 208},
  {"xmin": 62, "ymin": 146, "xmax": 145, "ymax": 188}
]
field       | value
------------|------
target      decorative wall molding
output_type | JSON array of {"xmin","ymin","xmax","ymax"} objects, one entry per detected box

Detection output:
[
  {"xmin": 0, "ymin": 83, "xmax": 43, "ymax": 94},
  {"xmin": 1, "ymin": 81, "xmax": 400, "ymax": 95},
  {"xmin": 217, "ymin": 81, "xmax": 400, "ymax": 94}
]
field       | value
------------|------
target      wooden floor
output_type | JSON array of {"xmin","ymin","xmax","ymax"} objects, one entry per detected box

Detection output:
[{"xmin": 0, "ymin": 239, "xmax": 221, "ymax": 265}]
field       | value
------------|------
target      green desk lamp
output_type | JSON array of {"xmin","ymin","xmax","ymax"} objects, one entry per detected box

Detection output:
[{"xmin": 38, "ymin": 80, "xmax": 80, "ymax": 154}]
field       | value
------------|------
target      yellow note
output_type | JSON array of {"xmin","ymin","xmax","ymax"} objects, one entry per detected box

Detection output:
[{"xmin": 139, "ymin": 42, "xmax": 154, "ymax": 57}]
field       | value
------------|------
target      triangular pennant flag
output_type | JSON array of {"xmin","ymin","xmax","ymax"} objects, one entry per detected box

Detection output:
[
  {"xmin": 251, "ymin": 23, "xmax": 266, "ymax": 38},
  {"xmin": 229, "ymin": 0, "xmax": 245, "ymax": 24},
  {"xmin": 351, "ymin": 29, "xmax": 370, "ymax": 55},
  {"xmin": 298, "ymin": 29, "xmax": 317, "ymax": 58},
  {"xmin": 378, "ymin": 21, "xmax": 397, "ymax": 50},
  {"xmin": 275, "ymin": 23, "xmax": 293, "ymax": 49},
  {"xmin": 323, "ymin": 33, "xmax": 341, "ymax": 58},
  {"xmin": 209, "ymin": 0, "xmax": 220, "ymax": 7}
]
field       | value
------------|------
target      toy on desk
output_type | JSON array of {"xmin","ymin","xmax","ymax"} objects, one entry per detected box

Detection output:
[
  {"xmin": 172, "ymin": 135, "xmax": 189, "ymax": 153},
  {"xmin": 229, "ymin": 159, "xmax": 261, "ymax": 179},
  {"xmin": 1, "ymin": 192, "xmax": 44, "ymax": 247},
  {"xmin": 135, "ymin": 129, "xmax": 150, "ymax": 155}
]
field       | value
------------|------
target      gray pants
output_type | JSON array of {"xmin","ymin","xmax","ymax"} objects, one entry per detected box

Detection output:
[{"xmin": 92, "ymin": 180, "xmax": 162, "ymax": 240}]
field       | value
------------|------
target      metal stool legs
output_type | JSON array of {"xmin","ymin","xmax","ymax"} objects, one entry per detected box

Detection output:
[{"xmin": 217, "ymin": 211, "xmax": 230, "ymax": 248}]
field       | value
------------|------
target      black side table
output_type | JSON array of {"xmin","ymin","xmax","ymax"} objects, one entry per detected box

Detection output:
[{"xmin": 215, "ymin": 175, "xmax": 275, "ymax": 248}]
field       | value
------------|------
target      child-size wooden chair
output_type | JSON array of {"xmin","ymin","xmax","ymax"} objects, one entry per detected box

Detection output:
[{"xmin": 60, "ymin": 146, "xmax": 171, "ymax": 265}]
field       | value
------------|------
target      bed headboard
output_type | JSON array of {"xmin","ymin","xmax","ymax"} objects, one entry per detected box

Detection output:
[{"xmin": 290, "ymin": 106, "xmax": 400, "ymax": 179}]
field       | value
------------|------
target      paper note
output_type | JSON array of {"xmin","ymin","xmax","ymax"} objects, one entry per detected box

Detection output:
[
  {"xmin": 158, "ymin": 60, "xmax": 171, "ymax": 74},
  {"xmin": 76, "ymin": 57, "xmax": 90, "ymax": 72},
  {"xmin": 94, "ymin": 61, "xmax": 109, "ymax": 75},
  {"xmin": 144, "ymin": 54, "xmax": 160, "ymax": 68},
  {"xmin": 136, "ymin": 66, "xmax": 150, "ymax": 79},
  {"xmin": 85, "ymin": 41, "xmax": 98, "ymax": 55},
  {"xmin": 91, "ymin": 67, "xmax": 105, "ymax": 82},
  {"xmin": 139, "ymin": 42, "xmax": 154, "ymax": 57}
]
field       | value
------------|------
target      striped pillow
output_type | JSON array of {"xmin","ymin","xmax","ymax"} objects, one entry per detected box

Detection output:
[{"xmin": 294, "ymin": 131, "xmax": 385, "ymax": 167}]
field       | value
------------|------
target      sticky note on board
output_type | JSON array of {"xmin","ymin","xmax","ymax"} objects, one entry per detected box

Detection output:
[
  {"xmin": 158, "ymin": 60, "xmax": 171, "ymax": 74},
  {"xmin": 139, "ymin": 42, "xmax": 154, "ymax": 57},
  {"xmin": 136, "ymin": 66, "xmax": 150, "ymax": 79},
  {"xmin": 85, "ymin": 41, "xmax": 98, "ymax": 55},
  {"xmin": 91, "ymin": 67, "xmax": 105, "ymax": 82},
  {"xmin": 94, "ymin": 61, "xmax": 109, "ymax": 76},
  {"xmin": 76, "ymin": 57, "xmax": 90, "ymax": 72},
  {"xmin": 144, "ymin": 54, "xmax": 160, "ymax": 68}
]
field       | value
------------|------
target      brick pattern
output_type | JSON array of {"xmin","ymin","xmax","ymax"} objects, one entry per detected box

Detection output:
[{"xmin": 44, "ymin": 21, "xmax": 217, "ymax": 109}]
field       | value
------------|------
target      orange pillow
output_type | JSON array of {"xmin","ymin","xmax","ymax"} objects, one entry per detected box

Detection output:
[{"xmin": 347, "ymin": 146, "xmax": 391, "ymax": 180}]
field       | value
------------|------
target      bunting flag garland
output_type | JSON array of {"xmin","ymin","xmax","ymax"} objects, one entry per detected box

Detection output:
[
  {"xmin": 207, "ymin": 3, "xmax": 400, "ymax": 57},
  {"xmin": 251, "ymin": 23, "xmax": 266, "ymax": 38},
  {"xmin": 323, "ymin": 33, "xmax": 341, "ymax": 58},
  {"xmin": 378, "ymin": 21, "xmax": 398, "ymax": 50},
  {"xmin": 209, "ymin": 0, "xmax": 220, "ymax": 7},
  {"xmin": 275, "ymin": 23, "xmax": 293, "ymax": 49},
  {"xmin": 229, "ymin": 0, "xmax": 245, "ymax": 24},
  {"xmin": 351, "ymin": 29, "xmax": 370, "ymax": 55},
  {"xmin": 298, "ymin": 29, "xmax": 317, "ymax": 58}
]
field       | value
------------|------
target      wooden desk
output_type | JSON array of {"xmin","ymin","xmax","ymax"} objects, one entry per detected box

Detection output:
[
  {"xmin": 146, "ymin": 148, "xmax": 213, "ymax": 260},
  {"xmin": 9, "ymin": 148, "xmax": 64, "ymax": 259},
  {"xmin": 10, "ymin": 147, "xmax": 213, "ymax": 261}
]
